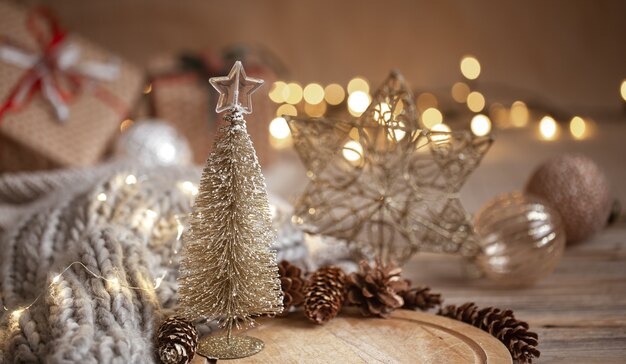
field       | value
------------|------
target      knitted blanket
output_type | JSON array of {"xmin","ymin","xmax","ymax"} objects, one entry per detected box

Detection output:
[{"xmin": 0, "ymin": 163, "xmax": 308, "ymax": 363}]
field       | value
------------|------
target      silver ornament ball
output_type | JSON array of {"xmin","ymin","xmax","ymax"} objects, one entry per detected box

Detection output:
[
  {"xmin": 474, "ymin": 192, "xmax": 566, "ymax": 286},
  {"xmin": 114, "ymin": 119, "xmax": 192, "ymax": 166}
]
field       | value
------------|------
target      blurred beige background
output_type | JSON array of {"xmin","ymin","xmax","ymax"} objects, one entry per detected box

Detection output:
[{"xmin": 20, "ymin": 0, "xmax": 626, "ymax": 118}]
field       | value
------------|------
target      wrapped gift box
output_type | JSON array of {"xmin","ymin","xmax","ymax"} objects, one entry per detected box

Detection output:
[{"xmin": 0, "ymin": 2, "xmax": 142, "ymax": 172}]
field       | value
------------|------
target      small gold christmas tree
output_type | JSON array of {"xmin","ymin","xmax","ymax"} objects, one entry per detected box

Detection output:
[{"xmin": 177, "ymin": 61, "xmax": 283, "ymax": 359}]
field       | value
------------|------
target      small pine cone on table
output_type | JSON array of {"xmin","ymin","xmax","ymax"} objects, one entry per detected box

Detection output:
[
  {"xmin": 304, "ymin": 266, "xmax": 346, "ymax": 324},
  {"xmin": 156, "ymin": 315, "xmax": 198, "ymax": 364},
  {"xmin": 400, "ymin": 282, "xmax": 443, "ymax": 311},
  {"xmin": 439, "ymin": 302, "xmax": 540, "ymax": 364},
  {"xmin": 278, "ymin": 260, "xmax": 306, "ymax": 315},
  {"xmin": 346, "ymin": 260, "xmax": 410, "ymax": 318}
]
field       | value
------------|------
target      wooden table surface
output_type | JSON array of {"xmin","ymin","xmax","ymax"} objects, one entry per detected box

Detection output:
[{"xmin": 401, "ymin": 221, "xmax": 626, "ymax": 363}]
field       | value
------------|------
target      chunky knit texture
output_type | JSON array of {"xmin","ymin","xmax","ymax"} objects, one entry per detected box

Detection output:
[{"xmin": 0, "ymin": 163, "xmax": 307, "ymax": 363}]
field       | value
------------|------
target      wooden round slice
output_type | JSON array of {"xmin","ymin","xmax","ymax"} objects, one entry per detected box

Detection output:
[{"xmin": 193, "ymin": 309, "xmax": 511, "ymax": 363}]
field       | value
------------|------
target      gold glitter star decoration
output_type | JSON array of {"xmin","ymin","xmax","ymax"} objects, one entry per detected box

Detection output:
[
  {"xmin": 286, "ymin": 70, "xmax": 493, "ymax": 265},
  {"xmin": 209, "ymin": 60, "xmax": 264, "ymax": 114}
]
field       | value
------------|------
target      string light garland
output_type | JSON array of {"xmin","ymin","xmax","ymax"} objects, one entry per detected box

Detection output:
[
  {"xmin": 2, "ymin": 173, "xmax": 197, "ymax": 327},
  {"xmin": 268, "ymin": 55, "xmax": 618, "ymax": 146}
]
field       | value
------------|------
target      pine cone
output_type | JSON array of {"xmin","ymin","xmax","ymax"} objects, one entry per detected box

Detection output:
[
  {"xmin": 346, "ymin": 260, "xmax": 409, "ymax": 318},
  {"xmin": 304, "ymin": 266, "xmax": 346, "ymax": 324},
  {"xmin": 278, "ymin": 260, "xmax": 306, "ymax": 314},
  {"xmin": 439, "ymin": 302, "xmax": 540, "ymax": 364},
  {"xmin": 156, "ymin": 315, "xmax": 198, "ymax": 364},
  {"xmin": 400, "ymin": 282, "xmax": 442, "ymax": 311}
]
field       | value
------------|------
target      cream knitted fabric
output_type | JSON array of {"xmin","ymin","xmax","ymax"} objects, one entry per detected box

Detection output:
[{"xmin": 0, "ymin": 165, "xmax": 198, "ymax": 363}]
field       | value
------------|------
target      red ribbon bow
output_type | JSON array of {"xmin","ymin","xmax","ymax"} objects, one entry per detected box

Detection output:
[{"xmin": 0, "ymin": 7, "xmax": 121, "ymax": 123}]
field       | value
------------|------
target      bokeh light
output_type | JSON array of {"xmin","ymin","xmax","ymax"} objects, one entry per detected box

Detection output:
[
  {"xmin": 285, "ymin": 83, "xmax": 303, "ymax": 104},
  {"xmin": 539, "ymin": 116, "xmax": 558, "ymax": 140},
  {"xmin": 276, "ymin": 104, "xmax": 297, "ymax": 117},
  {"xmin": 569, "ymin": 116, "xmax": 587, "ymax": 140},
  {"xmin": 347, "ymin": 91, "xmax": 370, "ymax": 116},
  {"xmin": 374, "ymin": 102, "xmax": 392, "ymax": 123},
  {"xmin": 421, "ymin": 107, "xmax": 443, "ymax": 129},
  {"xmin": 430, "ymin": 123, "xmax": 451, "ymax": 143},
  {"xmin": 489, "ymin": 103, "xmax": 509, "ymax": 128},
  {"xmin": 417, "ymin": 92, "xmax": 438, "ymax": 112},
  {"xmin": 460, "ymin": 56, "xmax": 481, "ymax": 80},
  {"xmin": 470, "ymin": 114, "xmax": 492, "ymax": 136},
  {"xmin": 621, "ymin": 79, "xmax": 626, "ymax": 101},
  {"xmin": 324, "ymin": 83, "xmax": 345, "ymax": 105},
  {"xmin": 303, "ymin": 83, "xmax": 325, "ymax": 104},
  {"xmin": 466, "ymin": 91, "xmax": 485, "ymax": 112},
  {"xmin": 304, "ymin": 100, "xmax": 327, "ymax": 117},
  {"xmin": 342, "ymin": 140, "xmax": 364, "ymax": 163},
  {"xmin": 269, "ymin": 81, "xmax": 289, "ymax": 103},
  {"xmin": 451, "ymin": 82, "xmax": 470, "ymax": 103},
  {"xmin": 347, "ymin": 77, "xmax": 369, "ymax": 94},
  {"xmin": 510, "ymin": 101, "xmax": 529, "ymax": 127},
  {"xmin": 388, "ymin": 121, "xmax": 406, "ymax": 141},
  {"xmin": 269, "ymin": 117, "xmax": 291, "ymax": 140}
]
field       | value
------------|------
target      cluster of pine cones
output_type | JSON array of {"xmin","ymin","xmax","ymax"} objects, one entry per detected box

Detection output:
[
  {"xmin": 279, "ymin": 259, "xmax": 443, "ymax": 324},
  {"xmin": 280, "ymin": 259, "xmax": 540, "ymax": 364}
]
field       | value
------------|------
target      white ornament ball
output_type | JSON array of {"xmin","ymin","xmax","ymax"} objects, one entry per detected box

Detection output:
[
  {"xmin": 474, "ymin": 192, "xmax": 566, "ymax": 286},
  {"xmin": 114, "ymin": 119, "xmax": 192, "ymax": 166}
]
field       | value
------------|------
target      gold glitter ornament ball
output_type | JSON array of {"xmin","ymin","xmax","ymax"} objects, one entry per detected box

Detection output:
[
  {"xmin": 525, "ymin": 154, "xmax": 612, "ymax": 243},
  {"xmin": 474, "ymin": 192, "xmax": 566, "ymax": 285}
]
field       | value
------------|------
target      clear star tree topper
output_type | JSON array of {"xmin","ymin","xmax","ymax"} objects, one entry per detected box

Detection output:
[{"xmin": 177, "ymin": 61, "xmax": 283, "ymax": 359}]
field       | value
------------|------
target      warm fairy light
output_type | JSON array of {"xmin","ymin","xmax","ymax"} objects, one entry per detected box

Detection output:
[
  {"xmin": 324, "ymin": 83, "xmax": 345, "ymax": 105},
  {"xmin": 304, "ymin": 100, "xmax": 327, "ymax": 117},
  {"xmin": 180, "ymin": 181, "xmax": 199, "ymax": 196},
  {"xmin": 347, "ymin": 77, "xmax": 369, "ymax": 94},
  {"xmin": 96, "ymin": 193, "xmax": 107, "ymax": 202},
  {"xmin": 154, "ymin": 273, "xmax": 167, "ymax": 289},
  {"xmin": 460, "ymin": 56, "xmax": 481, "ymax": 80},
  {"xmin": 52, "ymin": 274, "xmax": 61, "ymax": 284},
  {"xmin": 416, "ymin": 92, "xmax": 438, "ymax": 112},
  {"xmin": 347, "ymin": 91, "xmax": 370, "ymax": 116},
  {"xmin": 451, "ymin": 82, "xmax": 470, "ymax": 103},
  {"xmin": 125, "ymin": 174, "xmax": 137, "ymax": 185},
  {"xmin": 303, "ymin": 83, "xmax": 325, "ymax": 105},
  {"xmin": 119, "ymin": 119, "xmax": 134, "ymax": 132},
  {"xmin": 421, "ymin": 107, "xmax": 443, "ymax": 129},
  {"xmin": 11, "ymin": 308, "xmax": 24, "ymax": 320},
  {"xmin": 143, "ymin": 84, "xmax": 152, "ymax": 94},
  {"xmin": 269, "ymin": 117, "xmax": 291, "ymax": 140},
  {"xmin": 146, "ymin": 209, "xmax": 158, "ymax": 219},
  {"xmin": 466, "ymin": 91, "xmax": 485, "ymax": 112},
  {"xmin": 268, "ymin": 81, "xmax": 289, "ymax": 103},
  {"xmin": 108, "ymin": 277, "xmax": 120, "ymax": 290},
  {"xmin": 539, "ymin": 116, "xmax": 558, "ymax": 140},
  {"xmin": 276, "ymin": 104, "xmax": 297, "ymax": 117},
  {"xmin": 342, "ymin": 140, "xmax": 364, "ymax": 162},
  {"xmin": 621, "ymin": 80, "xmax": 626, "ymax": 101},
  {"xmin": 430, "ymin": 123, "xmax": 452, "ymax": 143},
  {"xmin": 285, "ymin": 83, "xmax": 303, "ymax": 104},
  {"xmin": 510, "ymin": 101, "xmax": 529, "ymax": 127},
  {"xmin": 471, "ymin": 114, "xmax": 492, "ymax": 136},
  {"xmin": 374, "ymin": 102, "xmax": 392, "ymax": 123},
  {"xmin": 569, "ymin": 116, "xmax": 587, "ymax": 139}
]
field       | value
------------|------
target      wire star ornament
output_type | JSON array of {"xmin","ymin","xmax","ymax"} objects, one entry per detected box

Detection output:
[
  {"xmin": 286, "ymin": 71, "xmax": 493, "ymax": 264},
  {"xmin": 209, "ymin": 61, "xmax": 264, "ymax": 114}
]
